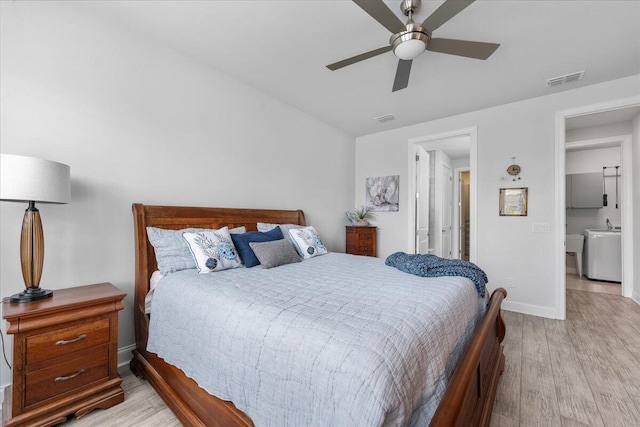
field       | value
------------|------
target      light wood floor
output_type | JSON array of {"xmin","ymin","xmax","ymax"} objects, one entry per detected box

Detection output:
[
  {"xmin": 54, "ymin": 289, "xmax": 640, "ymax": 427},
  {"xmin": 492, "ymin": 289, "xmax": 640, "ymax": 427},
  {"xmin": 566, "ymin": 273, "xmax": 622, "ymax": 295}
]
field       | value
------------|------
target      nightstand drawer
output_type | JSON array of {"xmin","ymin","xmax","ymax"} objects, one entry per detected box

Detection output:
[
  {"xmin": 345, "ymin": 226, "xmax": 376, "ymax": 257},
  {"xmin": 26, "ymin": 318, "xmax": 110, "ymax": 364},
  {"xmin": 25, "ymin": 347, "xmax": 109, "ymax": 406}
]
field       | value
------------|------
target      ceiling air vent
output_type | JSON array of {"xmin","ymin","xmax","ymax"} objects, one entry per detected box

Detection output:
[
  {"xmin": 546, "ymin": 71, "xmax": 585, "ymax": 87},
  {"xmin": 375, "ymin": 114, "xmax": 396, "ymax": 123}
]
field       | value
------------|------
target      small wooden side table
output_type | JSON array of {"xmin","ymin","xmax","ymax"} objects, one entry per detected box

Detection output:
[
  {"xmin": 2, "ymin": 282, "xmax": 126, "ymax": 427},
  {"xmin": 345, "ymin": 226, "xmax": 377, "ymax": 257}
]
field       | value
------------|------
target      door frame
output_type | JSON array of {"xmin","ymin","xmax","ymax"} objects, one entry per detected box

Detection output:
[
  {"xmin": 407, "ymin": 127, "xmax": 478, "ymax": 262},
  {"xmin": 415, "ymin": 146, "xmax": 431, "ymax": 253},
  {"xmin": 554, "ymin": 96, "xmax": 640, "ymax": 319},
  {"xmin": 455, "ymin": 167, "xmax": 471, "ymax": 260}
]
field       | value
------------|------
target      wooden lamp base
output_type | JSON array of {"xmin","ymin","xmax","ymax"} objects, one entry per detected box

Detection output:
[{"xmin": 13, "ymin": 201, "xmax": 52, "ymax": 303}]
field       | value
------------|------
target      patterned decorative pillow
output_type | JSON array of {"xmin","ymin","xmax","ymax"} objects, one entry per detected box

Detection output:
[
  {"xmin": 147, "ymin": 226, "xmax": 245, "ymax": 275},
  {"xmin": 230, "ymin": 227, "xmax": 284, "ymax": 268},
  {"xmin": 288, "ymin": 226, "xmax": 328, "ymax": 259},
  {"xmin": 249, "ymin": 240, "xmax": 301, "ymax": 269},
  {"xmin": 257, "ymin": 223, "xmax": 304, "ymax": 245},
  {"xmin": 182, "ymin": 227, "xmax": 243, "ymax": 273}
]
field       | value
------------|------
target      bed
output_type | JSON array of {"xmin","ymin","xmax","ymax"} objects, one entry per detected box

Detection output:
[{"xmin": 130, "ymin": 204, "xmax": 507, "ymax": 426}]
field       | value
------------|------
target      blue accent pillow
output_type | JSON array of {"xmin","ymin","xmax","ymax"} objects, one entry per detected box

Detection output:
[{"xmin": 230, "ymin": 227, "xmax": 284, "ymax": 267}]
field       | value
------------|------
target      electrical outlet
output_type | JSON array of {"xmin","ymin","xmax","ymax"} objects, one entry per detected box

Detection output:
[{"xmin": 507, "ymin": 277, "xmax": 515, "ymax": 288}]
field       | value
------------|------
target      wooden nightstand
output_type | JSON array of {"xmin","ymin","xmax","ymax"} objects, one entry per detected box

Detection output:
[
  {"xmin": 345, "ymin": 226, "xmax": 377, "ymax": 257},
  {"xmin": 2, "ymin": 282, "xmax": 126, "ymax": 427}
]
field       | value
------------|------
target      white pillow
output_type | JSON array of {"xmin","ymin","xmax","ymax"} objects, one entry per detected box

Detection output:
[
  {"xmin": 182, "ymin": 227, "xmax": 243, "ymax": 273},
  {"xmin": 288, "ymin": 226, "xmax": 328, "ymax": 259}
]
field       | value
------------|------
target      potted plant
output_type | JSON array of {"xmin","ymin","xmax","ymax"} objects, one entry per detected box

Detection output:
[{"xmin": 346, "ymin": 206, "xmax": 375, "ymax": 226}]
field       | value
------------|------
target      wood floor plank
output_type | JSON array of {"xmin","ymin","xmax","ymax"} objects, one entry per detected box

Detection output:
[
  {"xmin": 581, "ymin": 360, "xmax": 640, "ymax": 426},
  {"xmin": 490, "ymin": 412, "xmax": 519, "ymax": 427},
  {"xmin": 546, "ymin": 340, "xmax": 603, "ymax": 426},
  {"xmin": 608, "ymin": 345, "xmax": 640, "ymax": 399},
  {"xmin": 493, "ymin": 338, "xmax": 522, "ymax": 421},
  {"xmin": 564, "ymin": 320, "xmax": 611, "ymax": 368},
  {"xmin": 561, "ymin": 416, "xmax": 590, "ymax": 427},
  {"xmin": 520, "ymin": 357, "xmax": 562, "ymax": 427},
  {"xmin": 544, "ymin": 318, "xmax": 572, "ymax": 344},
  {"xmin": 502, "ymin": 310, "xmax": 523, "ymax": 342},
  {"xmin": 522, "ymin": 314, "xmax": 550, "ymax": 364},
  {"xmin": 611, "ymin": 319, "xmax": 640, "ymax": 352}
]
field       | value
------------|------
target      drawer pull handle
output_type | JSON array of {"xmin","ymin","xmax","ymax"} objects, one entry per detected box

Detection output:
[
  {"xmin": 54, "ymin": 369, "xmax": 86, "ymax": 383},
  {"xmin": 55, "ymin": 334, "xmax": 87, "ymax": 346}
]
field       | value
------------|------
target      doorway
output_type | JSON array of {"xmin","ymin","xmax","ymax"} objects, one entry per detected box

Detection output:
[
  {"xmin": 407, "ymin": 127, "xmax": 477, "ymax": 262},
  {"xmin": 555, "ymin": 98, "xmax": 640, "ymax": 319},
  {"xmin": 458, "ymin": 170, "xmax": 471, "ymax": 261},
  {"xmin": 565, "ymin": 136, "xmax": 627, "ymax": 296}
]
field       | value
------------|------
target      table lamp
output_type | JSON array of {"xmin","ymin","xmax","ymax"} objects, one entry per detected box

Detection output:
[{"xmin": 1, "ymin": 154, "xmax": 70, "ymax": 302}]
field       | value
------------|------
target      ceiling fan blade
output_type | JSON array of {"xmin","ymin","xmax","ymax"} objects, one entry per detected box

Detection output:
[
  {"xmin": 352, "ymin": 0, "xmax": 406, "ymax": 34},
  {"xmin": 392, "ymin": 59, "xmax": 412, "ymax": 92},
  {"xmin": 427, "ymin": 38, "xmax": 500, "ymax": 60},
  {"xmin": 326, "ymin": 46, "xmax": 392, "ymax": 71},
  {"xmin": 422, "ymin": 0, "xmax": 475, "ymax": 33}
]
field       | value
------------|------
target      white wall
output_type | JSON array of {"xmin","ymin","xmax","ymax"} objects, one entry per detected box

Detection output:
[
  {"xmin": 566, "ymin": 122, "xmax": 633, "ymax": 142},
  {"xmin": 633, "ymin": 114, "xmax": 640, "ymax": 303},
  {"xmin": 355, "ymin": 74, "xmax": 640, "ymax": 318},
  {"xmin": 565, "ymin": 146, "xmax": 622, "ymax": 234},
  {"xmin": 0, "ymin": 1, "xmax": 354, "ymax": 390}
]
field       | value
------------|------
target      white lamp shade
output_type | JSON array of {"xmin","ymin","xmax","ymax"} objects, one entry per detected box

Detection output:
[{"xmin": 1, "ymin": 154, "xmax": 70, "ymax": 203}]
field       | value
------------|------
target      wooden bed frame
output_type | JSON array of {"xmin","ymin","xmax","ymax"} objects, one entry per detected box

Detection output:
[{"xmin": 130, "ymin": 203, "xmax": 507, "ymax": 427}]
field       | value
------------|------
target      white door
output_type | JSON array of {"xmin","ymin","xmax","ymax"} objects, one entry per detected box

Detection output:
[
  {"xmin": 441, "ymin": 164, "xmax": 453, "ymax": 258},
  {"xmin": 415, "ymin": 148, "xmax": 430, "ymax": 253}
]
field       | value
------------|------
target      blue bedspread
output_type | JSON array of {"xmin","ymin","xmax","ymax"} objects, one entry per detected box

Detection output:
[{"xmin": 385, "ymin": 252, "xmax": 488, "ymax": 297}]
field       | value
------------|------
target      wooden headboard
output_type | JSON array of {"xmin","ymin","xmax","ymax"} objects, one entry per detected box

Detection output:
[{"xmin": 131, "ymin": 203, "xmax": 306, "ymax": 349}]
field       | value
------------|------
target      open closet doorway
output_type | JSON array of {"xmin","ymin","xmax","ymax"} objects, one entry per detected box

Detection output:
[{"xmin": 407, "ymin": 127, "xmax": 477, "ymax": 263}]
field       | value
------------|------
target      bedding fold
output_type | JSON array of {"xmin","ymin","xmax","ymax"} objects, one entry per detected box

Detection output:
[{"xmin": 385, "ymin": 252, "xmax": 488, "ymax": 297}]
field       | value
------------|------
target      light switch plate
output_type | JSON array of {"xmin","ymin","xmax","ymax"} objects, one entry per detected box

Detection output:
[{"xmin": 532, "ymin": 223, "xmax": 550, "ymax": 233}]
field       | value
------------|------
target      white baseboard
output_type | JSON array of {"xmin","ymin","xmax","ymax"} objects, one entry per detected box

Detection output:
[
  {"xmin": 632, "ymin": 293, "xmax": 640, "ymax": 306},
  {"xmin": 501, "ymin": 300, "xmax": 557, "ymax": 319},
  {"xmin": 118, "ymin": 344, "xmax": 136, "ymax": 369}
]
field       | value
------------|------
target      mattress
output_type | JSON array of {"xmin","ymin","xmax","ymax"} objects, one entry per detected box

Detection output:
[{"xmin": 147, "ymin": 252, "xmax": 485, "ymax": 427}]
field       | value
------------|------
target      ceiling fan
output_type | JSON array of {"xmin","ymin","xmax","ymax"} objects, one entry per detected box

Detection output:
[{"xmin": 327, "ymin": 0, "xmax": 500, "ymax": 92}]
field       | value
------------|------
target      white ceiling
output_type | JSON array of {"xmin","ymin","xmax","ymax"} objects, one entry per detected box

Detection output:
[{"xmin": 81, "ymin": 0, "xmax": 640, "ymax": 137}]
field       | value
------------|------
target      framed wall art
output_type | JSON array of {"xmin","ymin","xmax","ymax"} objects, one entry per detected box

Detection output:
[
  {"xmin": 499, "ymin": 187, "xmax": 528, "ymax": 216},
  {"xmin": 366, "ymin": 175, "xmax": 399, "ymax": 212}
]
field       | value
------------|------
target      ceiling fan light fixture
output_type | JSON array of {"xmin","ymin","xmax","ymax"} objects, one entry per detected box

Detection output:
[
  {"xmin": 394, "ymin": 38, "xmax": 426, "ymax": 60},
  {"xmin": 391, "ymin": 25, "xmax": 429, "ymax": 60}
]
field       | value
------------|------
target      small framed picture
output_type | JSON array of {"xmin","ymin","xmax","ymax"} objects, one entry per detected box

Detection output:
[{"xmin": 499, "ymin": 187, "xmax": 528, "ymax": 216}]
